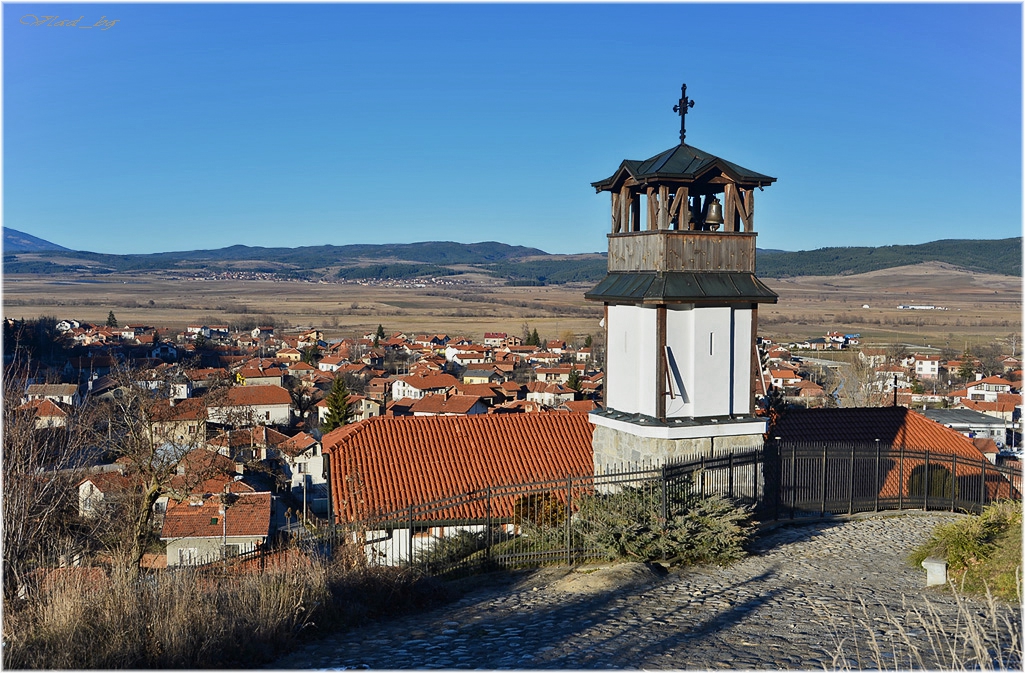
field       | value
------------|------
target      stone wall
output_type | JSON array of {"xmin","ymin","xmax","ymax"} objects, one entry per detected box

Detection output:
[{"xmin": 592, "ymin": 424, "xmax": 764, "ymax": 472}]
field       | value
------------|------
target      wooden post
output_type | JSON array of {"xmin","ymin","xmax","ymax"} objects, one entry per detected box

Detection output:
[
  {"xmin": 630, "ymin": 193, "xmax": 641, "ymax": 232},
  {"xmin": 656, "ymin": 305, "xmax": 667, "ymax": 421},
  {"xmin": 611, "ymin": 193, "xmax": 620, "ymax": 233},
  {"xmin": 724, "ymin": 183, "xmax": 737, "ymax": 232},
  {"xmin": 746, "ymin": 187, "xmax": 755, "ymax": 231},
  {"xmin": 646, "ymin": 187, "xmax": 656, "ymax": 231},
  {"xmin": 657, "ymin": 185, "xmax": 669, "ymax": 230}
]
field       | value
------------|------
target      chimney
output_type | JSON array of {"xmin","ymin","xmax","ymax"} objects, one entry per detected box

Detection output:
[{"xmin": 976, "ymin": 373, "xmax": 984, "ymax": 381}]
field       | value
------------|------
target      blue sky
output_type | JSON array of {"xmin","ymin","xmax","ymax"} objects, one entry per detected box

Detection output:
[{"xmin": 3, "ymin": 3, "xmax": 1021, "ymax": 255}]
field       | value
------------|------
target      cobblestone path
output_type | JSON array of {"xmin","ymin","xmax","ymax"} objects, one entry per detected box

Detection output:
[{"xmin": 272, "ymin": 513, "xmax": 1020, "ymax": 669}]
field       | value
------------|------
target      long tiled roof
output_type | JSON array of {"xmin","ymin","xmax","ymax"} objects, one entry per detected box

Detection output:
[
  {"xmin": 770, "ymin": 407, "xmax": 987, "ymax": 460},
  {"xmin": 322, "ymin": 414, "xmax": 594, "ymax": 522}
]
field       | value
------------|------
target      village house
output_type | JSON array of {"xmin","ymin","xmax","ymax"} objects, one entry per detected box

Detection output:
[
  {"xmin": 461, "ymin": 368, "xmax": 504, "ymax": 385},
  {"xmin": 390, "ymin": 373, "xmax": 460, "ymax": 401},
  {"xmin": 913, "ymin": 355, "xmax": 942, "ymax": 380},
  {"xmin": 525, "ymin": 381, "xmax": 576, "ymax": 407},
  {"xmin": 18, "ymin": 398, "xmax": 69, "ymax": 429},
  {"xmin": 24, "ymin": 383, "xmax": 82, "ymax": 407},
  {"xmin": 78, "ymin": 471, "xmax": 133, "ymax": 519},
  {"xmin": 483, "ymin": 332, "xmax": 507, "ymax": 348},
  {"xmin": 161, "ymin": 490, "xmax": 272, "ymax": 566},
  {"xmin": 206, "ymin": 385, "xmax": 293, "ymax": 427},
  {"xmin": 965, "ymin": 375, "xmax": 1016, "ymax": 403},
  {"xmin": 273, "ymin": 432, "xmax": 328, "ymax": 516}
]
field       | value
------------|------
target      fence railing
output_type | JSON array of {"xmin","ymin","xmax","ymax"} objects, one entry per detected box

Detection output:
[
  {"xmin": 313, "ymin": 444, "xmax": 1020, "ymax": 578},
  {"xmin": 764, "ymin": 441, "xmax": 1021, "ymax": 520}
]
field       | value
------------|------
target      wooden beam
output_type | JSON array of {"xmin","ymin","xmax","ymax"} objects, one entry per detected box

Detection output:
[
  {"xmin": 747, "ymin": 188, "xmax": 755, "ymax": 231},
  {"xmin": 630, "ymin": 192, "xmax": 641, "ymax": 232},
  {"xmin": 656, "ymin": 305, "xmax": 666, "ymax": 421},
  {"xmin": 646, "ymin": 187, "xmax": 656, "ymax": 231},
  {"xmin": 736, "ymin": 188, "xmax": 752, "ymax": 232},
  {"xmin": 619, "ymin": 186, "xmax": 631, "ymax": 233},
  {"xmin": 611, "ymin": 193, "xmax": 621, "ymax": 233},
  {"xmin": 657, "ymin": 185, "xmax": 669, "ymax": 230},
  {"xmin": 723, "ymin": 183, "xmax": 737, "ymax": 233}
]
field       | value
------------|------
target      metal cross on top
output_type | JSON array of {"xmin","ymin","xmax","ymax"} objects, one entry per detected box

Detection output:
[{"xmin": 672, "ymin": 83, "xmax": 695, "ymax": 144}]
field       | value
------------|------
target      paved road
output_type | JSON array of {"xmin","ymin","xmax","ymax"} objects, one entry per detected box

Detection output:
[{"xmin": 272, "ymin": 512, "xmax": 1020, "ymax": 670}]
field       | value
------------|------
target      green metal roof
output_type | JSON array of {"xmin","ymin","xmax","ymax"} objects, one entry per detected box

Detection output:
[
  {"xmin": 584, "ymin": 271, "xmax": 778, "ymax": 304},
  {"xmin": 592, "ymin": 143, "xmax": 777, "ymax": 192}
]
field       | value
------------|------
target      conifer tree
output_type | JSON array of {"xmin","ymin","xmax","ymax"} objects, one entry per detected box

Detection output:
[
  {"xmin": 106, "ymin": 311, "xmax": 118, "ymax": 328},
  {"xmin": 322, "ymin": 375, "xmax": 352, "ymax": 432}
]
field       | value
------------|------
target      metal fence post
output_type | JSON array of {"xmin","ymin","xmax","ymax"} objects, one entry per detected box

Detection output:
[
  {"xmin": 820, "ymin": 445, "xmax": 827, "ymax": 518},
  {"xmin": 486, "ymin": 487, "xmax": 493, "ymax": 562},
  {"xmin": 923, "ymin": 450, "xmax": 931, "ymax": 512},
  {"xmin": 950, "ymin": 454, "xmax": 957, "ymax": 512},
  {"xmin": 874, "ymin": 440, "xmax": 880, "ymax": 512},
  {"xmin": 789, "ymin": 446, "xmax": 797, "ymax": 520},
  {"xmin": 700, "ymin": 456, "xmax": 706, "ymax": 498},
  {"xmin": 408, "ymin": 504, "xmax": 414, "ymax": 566},
  {"xmin": 898, "ymin": 446, "xmax": 904, "ymax": 511},
  {"xmin": 728, "ymin": 453, "xmax": 734, "ymax": 498},
  {"xmin": 660, "ymin": 465, "xmax": 668, "ymax": 522},
  {"xmin": 847, "ymin": 445, "xmax": 855, "ymax": 515},
  {"xmin": 754, "ymin": 451, "xmax": 760, "ymax": 508},
  {"xmin": 980, "ymin": 459, "xmax": 986, "ymax": 511},
  {"xmin": 565, "ymin": 477, "xmax": 573, "ymax": 566}
]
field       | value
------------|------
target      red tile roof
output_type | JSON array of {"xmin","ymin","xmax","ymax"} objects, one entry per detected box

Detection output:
[
  {"xmin": 410, "ymin": 394, "xmax": 484, "ymax": 415},
  {"xmin": 322, "ymin": 414, "xmax": 594, "ymax": 522},
  {"xmin": 213, "ymin": 385, "xmax": 292, "ymax": 407},
  {"xmin": 398, "ymin": 373, "xmax": 461, "ymax": 391},
  {"xmin": 770, "ymin": 407, "xmax": 987, "ymax": 460},
  {"xmin": 967, "ymin": 376, "xmax": 1014, "ymax": 389},
  {"xmin": 278, "ymin": 431, "xmax": 319, "ymax": 458},
  {"xmin": 161, "ymin": 492, "xmax": 271, "ymax": 540},
  {"xmin": 148, "ymin": 397, "xmax": 207, "ymax": 422},
  {"xmin": 19, "ymin": 398, "xmax": 67, "ymax": 418}
]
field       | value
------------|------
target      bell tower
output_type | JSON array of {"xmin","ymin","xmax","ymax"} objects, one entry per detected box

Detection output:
[{"xmin": 586, "ymin": 83, "xmax": 778, "ymax": 470}]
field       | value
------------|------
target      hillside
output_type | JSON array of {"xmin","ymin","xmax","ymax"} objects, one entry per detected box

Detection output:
[
  {"xmin": 3, "ymin": 228, "xmax": 69, "ymax": 253},
  {"xmin": 2, "ymin": 229, "xmax": 1019, "ymax": 283},
  {"xmin": 758, "ymin": 238, "xmax": 1021, "ymax": 278}
]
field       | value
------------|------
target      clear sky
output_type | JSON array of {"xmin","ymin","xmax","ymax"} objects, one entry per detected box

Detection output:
[{"xmin": 3, "ymin": 3, "xmax": 1021, "ymax": 255}]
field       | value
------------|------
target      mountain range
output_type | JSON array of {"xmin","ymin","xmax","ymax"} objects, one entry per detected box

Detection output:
[{"xmin": 2, "ymin": 228, "xmax": 1020, "ymax": 283}]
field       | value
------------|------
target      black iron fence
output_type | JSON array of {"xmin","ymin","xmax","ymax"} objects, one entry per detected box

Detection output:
[
  {"xmin": 308, "ymin": 444, "xmax": 1019, "ymax": 578},
  {"xmin": 764, "ymin": 441, "xmax": 1021, "ymax": 519}
]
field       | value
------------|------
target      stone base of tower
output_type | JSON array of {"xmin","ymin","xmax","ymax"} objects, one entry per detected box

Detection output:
[{"xmin": 589, "ymin": 410, "xmax": 765, "ymax": 473}]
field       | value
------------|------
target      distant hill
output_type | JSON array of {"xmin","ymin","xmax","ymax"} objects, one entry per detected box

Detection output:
[
  {"xmin": 757, "ymin": 238, "xmax": 1021, "ymax": 278},
  {"xmin": 2, "ymin": 236, "xmax": 1019, "ymax": 283},
  {"xmin": 3, "ymin": 228, "xmax": 69, "ymax": 253}
]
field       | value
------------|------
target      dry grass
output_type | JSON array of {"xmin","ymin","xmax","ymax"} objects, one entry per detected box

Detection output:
[
  {"xmin": 4, "ymin": 261, "xmax": 1019, "ymax": 348},
  {"xmin": 828, "ymin": 585, "xmax": 1022, "ymax": 670},
  {"xmin": 2, "ymin": 546, "xmax": 449, "ymax": 669}
]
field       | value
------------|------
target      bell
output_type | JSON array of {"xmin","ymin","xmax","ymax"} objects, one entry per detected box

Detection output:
[{"xmin": 705, "ymin": 195, "xmax": 724, "ymax": 231}]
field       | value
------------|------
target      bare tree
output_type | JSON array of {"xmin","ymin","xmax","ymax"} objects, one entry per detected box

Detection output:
[
  {"xmin": 2, "ymin": 363, "xmax": 88, "ymax": 596},
  {"xmin": 95, "ymin": 366, "xmax": 220, "ymax": 579}
]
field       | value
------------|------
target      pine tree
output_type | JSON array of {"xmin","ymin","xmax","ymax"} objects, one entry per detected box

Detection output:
[
  {"xmin": 322, "ymin": 375, "xmax": 352, "ymax": 432},
  {"xmin": 106, "ymin": 311, "xmax": 118, "ymax": 328},
  {"xmin": 530, "ymin": 328, "xmax": 540, "ymax": 346},
  {"xmin": 376, "ymin": 324, "xmax": 386, "ymax": 339},
  {"xmin": 567, "ymin": 368, "xmax": 582, "ymax": 393},
  {"xmin": 584, "ymin": 334, "xmax": 593, "ymax": 349}
]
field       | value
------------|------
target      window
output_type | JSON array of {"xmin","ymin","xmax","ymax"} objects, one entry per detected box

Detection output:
[{"xmin": 297, "ymin": 463, "xmax": 307, "ymax": 474}]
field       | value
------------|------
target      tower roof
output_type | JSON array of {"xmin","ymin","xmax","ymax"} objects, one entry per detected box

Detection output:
[{"xmin": 592, "ymin": 143, "xmax": 777, "ymax": 193}]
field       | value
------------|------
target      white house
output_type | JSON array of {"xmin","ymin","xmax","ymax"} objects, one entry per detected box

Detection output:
[
  {"xmin": 914, "ymin": 355, "xmax": 942, "ymax": 381},
  {"xmin": 390, "ymin": 373, "xmax": 460, "ymax": 401},
  {"xmin": 24, "ymin": 383, "xmax": 82, "ymax": 407},
  {"xmin": 965, "ymin": 376, "xmax": 1015, "ymax": 403},
  {"xmin": 206, "ymin": 385, "xmax": 293, "ymax": 426},
  {"xmin": 277, "ymin": 432, "xmax": 329, "ymax": 517}
]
